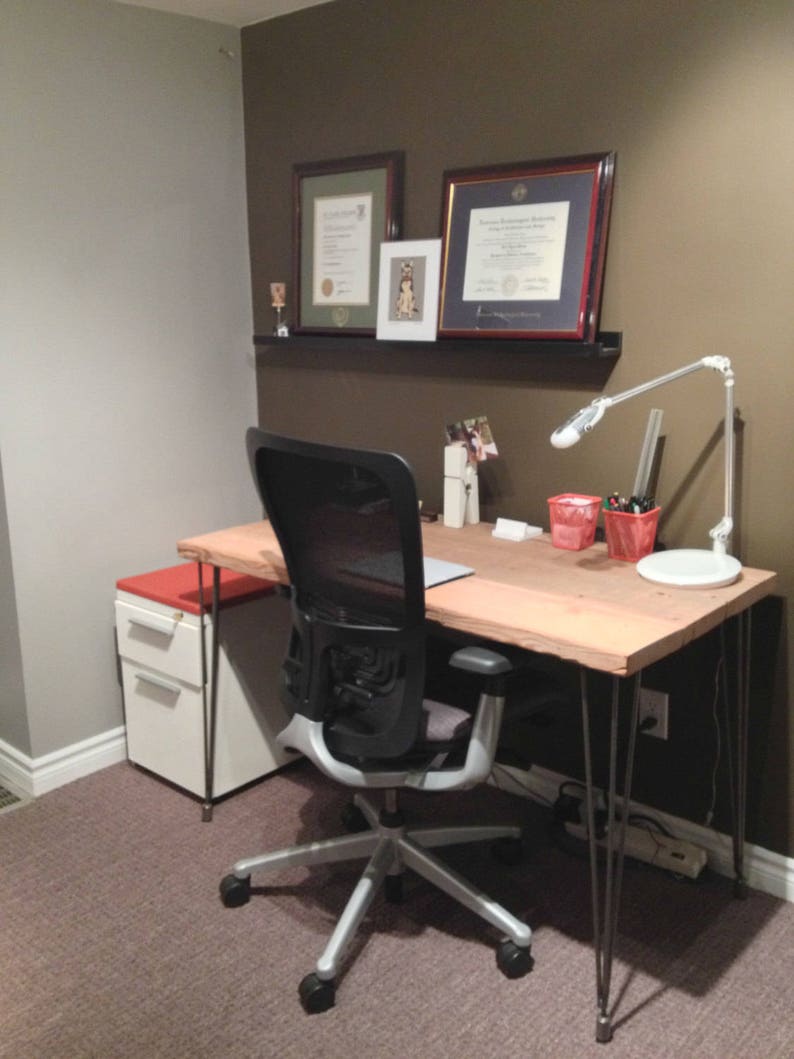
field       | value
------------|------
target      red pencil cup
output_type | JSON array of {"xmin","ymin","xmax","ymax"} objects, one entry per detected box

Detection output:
[
  {"xmin": 603, "ymin": 506, "xmax": 661, "ymax": 562},
  {"xmin": 547, "ymin": 494, "xmax": 602, "ymax": 551}
]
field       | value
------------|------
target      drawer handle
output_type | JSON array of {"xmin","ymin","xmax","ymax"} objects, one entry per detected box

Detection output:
[
  {"xmin": 135, "ymin": 671, "xmax": 181, "ymax": 695},
  {"xmin": 128, "ymin": 613, "xmax": 178, "ymax": 636}
]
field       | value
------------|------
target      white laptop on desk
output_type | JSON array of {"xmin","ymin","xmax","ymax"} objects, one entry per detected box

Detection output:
[
  {"xmin": 423, "ymin": 555, "xmax": 475, "ymax": 588},
  {"xmin": 345, "ymin": 551, "xmax": 474, "ymax": 589}
]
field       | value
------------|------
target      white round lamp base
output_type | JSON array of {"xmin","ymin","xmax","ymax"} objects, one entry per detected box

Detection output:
[{"xmin": 636, "ymin": 549, "xmax": 742, "ymax": 588}]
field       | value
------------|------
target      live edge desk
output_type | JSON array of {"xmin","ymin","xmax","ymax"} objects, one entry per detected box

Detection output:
[{"xmin": 177, "ymin": 519, "xmax": 776, "ymax": 1043}]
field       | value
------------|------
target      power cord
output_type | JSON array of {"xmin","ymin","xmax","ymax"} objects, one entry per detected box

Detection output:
[
  {"xmin": 626, "ymin": 812, "xmax": 674, "ymax": 837},
  {"xmin": 488, "ymin": 762, "xmax": 554, "ymax": 808}
]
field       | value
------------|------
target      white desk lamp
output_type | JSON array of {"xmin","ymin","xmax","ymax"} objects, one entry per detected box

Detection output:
[{"xmin": 550, "ymin": 356, "xmax": 742, "ymax": 587}]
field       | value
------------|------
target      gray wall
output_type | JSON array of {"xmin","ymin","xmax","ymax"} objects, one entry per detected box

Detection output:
[
  {"xmin": 0, "ymin": 453, "xmax": 29, "ymax": 755},
  {"xmin": 0, "ymin": 0, "xmax": 259, "ymax": 759},
  {"xmin": 242, "ymin": 0, "xmax": 794, "ymax": 854}
]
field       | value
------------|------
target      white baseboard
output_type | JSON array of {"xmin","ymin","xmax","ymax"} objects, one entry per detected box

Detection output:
[
  {"xmin": 492, "ymin": 762, "xmax": 794, "ymax": 904},
  {"xmin": 1, "ymin": 732, "xmax": 792, "ymax": 902},
  {"xmin": 0, "ymin": 726, "xmax": 127, "ymax": 799}
]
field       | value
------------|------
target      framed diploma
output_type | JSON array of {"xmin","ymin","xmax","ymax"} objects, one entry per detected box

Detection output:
[
  {"xmin": 438, "ymin": 152, "xmax": 615, "ymax": 342},
  {"xmin": 293, "ymin": 152, "xmax": 405, "ymax": 335}
]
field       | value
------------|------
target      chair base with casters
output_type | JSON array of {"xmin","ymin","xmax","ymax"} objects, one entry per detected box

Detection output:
[
  {"xmin": 219, "ymin": 646, "xmax": 534, "ymax": 1014},
  {"xmin": 220, "ymin": 787, "xmax": 532, "ymax": 1014}
]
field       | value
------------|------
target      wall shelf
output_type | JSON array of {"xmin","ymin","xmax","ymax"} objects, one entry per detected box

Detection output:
[{"xmin": 253, "ymin": 331, "xmax": 622, "ymax": 360}]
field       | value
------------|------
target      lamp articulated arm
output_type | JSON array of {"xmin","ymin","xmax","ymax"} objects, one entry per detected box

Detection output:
[{"xmin": 550, "ymin": 356, "xmax": 736, "ymax": 555}]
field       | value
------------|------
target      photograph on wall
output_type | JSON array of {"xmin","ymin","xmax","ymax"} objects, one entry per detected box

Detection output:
[{"xmin": 376, "ymin": 239, "xmax": 441, "ymax": 341}]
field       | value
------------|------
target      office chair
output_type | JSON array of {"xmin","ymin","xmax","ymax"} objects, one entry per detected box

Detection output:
[{"xmin": 220, "ymin": 428, "xmax": 534, "ymax": 1013}]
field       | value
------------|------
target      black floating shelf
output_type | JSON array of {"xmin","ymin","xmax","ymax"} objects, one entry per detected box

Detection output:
[{"xmin": 253, "ymin": 331, "xmax": 622, "ymax": 360}]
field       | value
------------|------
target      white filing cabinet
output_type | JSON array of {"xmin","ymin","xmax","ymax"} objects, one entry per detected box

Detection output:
[{"xmin": 115, "ymin": 564, "xmax": 298, "ymax": 799}]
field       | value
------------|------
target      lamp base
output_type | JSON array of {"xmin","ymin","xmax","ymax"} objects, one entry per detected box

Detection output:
[{"xmin": 636, "ymin": 548, "xmax": 742, "ymax": 588}]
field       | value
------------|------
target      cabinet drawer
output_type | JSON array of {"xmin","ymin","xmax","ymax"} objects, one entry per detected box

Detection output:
[
  {"xmin": 121, "ymin": 659, "xmax": 206, "ymax": 796},
  {"xmin": 115, "ymin": 598, "xmax": 202, "ymax": 686},
  {"xmin": 121, "ymin": 642, "xmax": 296, "ymax": 798}
]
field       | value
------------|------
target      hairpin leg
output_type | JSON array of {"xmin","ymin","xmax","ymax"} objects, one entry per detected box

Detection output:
[
  {"xmin": 199, "ymin": 564, "xmax": 222, "ymax": 822},
  {"xmin": 580, "ymin": 668, "xmax": 642, "ymax": 1043},
  {"xmin": 722, "ymin": 608, "xmax": 752, "ymax": 898}
]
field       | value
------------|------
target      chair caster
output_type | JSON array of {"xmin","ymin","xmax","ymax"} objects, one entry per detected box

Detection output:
[
  {"xmin": 219, "ymin": 873, "xmax": 251, "ymax": 908},
  {"xmin": 299, "ymin": 972, "xmax": 336, "ymax": 1014},
  {"xmin": 497, "ymin": 940, "xmax": 534, "ymax": 979},
  {"xmin": 491, "ymin": 836, "xmax": 524, "ymax": 866},
  {"xmin": 341, "ymin": 801, "xmax": 370, "ymax": 833}
]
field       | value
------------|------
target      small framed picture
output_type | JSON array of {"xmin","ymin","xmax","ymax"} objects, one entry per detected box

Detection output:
[{"xmin": 376, "ymin": 239, "xmax": 441, "ymax": 341}]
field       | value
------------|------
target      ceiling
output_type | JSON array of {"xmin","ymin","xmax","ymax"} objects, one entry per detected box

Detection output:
[{"xmin": 112, "ymin": 0, "xmax": 333, "ymax": 28}]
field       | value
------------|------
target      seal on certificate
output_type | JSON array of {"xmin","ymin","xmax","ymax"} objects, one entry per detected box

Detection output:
[
  {"xmin": 501, "ymin": 274, "xmax": 519, "ymax": 297},
  {"xmin": 321, "ymin": 278, "xmax": 334, "ymax": 298}
]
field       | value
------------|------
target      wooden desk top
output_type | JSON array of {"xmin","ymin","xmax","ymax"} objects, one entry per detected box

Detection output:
[{"xmin": 177, "ymin": 520, "xmax": 776, "ymax": 677}]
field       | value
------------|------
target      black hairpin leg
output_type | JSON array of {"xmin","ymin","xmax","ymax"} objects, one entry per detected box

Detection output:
[
  {"xmin": 722, "ymin": 607, "xmax": 752, "ymax": 898},
  {"xmin": 580, "ymin": 669, "xmax": 642, "ymax": 1044},
  {"xmin": 198, "ymin": 564, "xmax": 222, "ymax": 822}
]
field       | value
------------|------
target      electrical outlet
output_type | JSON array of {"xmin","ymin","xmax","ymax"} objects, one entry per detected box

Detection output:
[{"xmin": 639, "ymin": 687, "xmax": 669, "ymax": 739}]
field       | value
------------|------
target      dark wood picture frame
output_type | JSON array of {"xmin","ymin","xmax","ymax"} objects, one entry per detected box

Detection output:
[
  {"xmin": 438, "ymin": 152, "xmax": 615, "ymax": 342},
  {"xmin": 293, "ymin": 151, "xmax": 405, "ymax": 335}
]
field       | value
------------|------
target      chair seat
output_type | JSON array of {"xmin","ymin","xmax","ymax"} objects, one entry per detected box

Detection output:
[
  {"xmin": 420, "ymin": 698, "xmax": 471, "ymax": 742},
  {"xmin": 328, "ymin": 697, "xmax": 473, "ymax": 770}
]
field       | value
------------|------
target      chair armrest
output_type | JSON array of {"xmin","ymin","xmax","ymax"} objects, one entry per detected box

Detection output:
[{"xmin": 449, "ymin": 646, "xmax": 513, "ymax": 676}]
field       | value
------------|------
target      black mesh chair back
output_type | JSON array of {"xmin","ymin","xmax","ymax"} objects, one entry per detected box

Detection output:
[{"xmin": 246, "ymin": 428, "xmax": 428, "ymax": 760}]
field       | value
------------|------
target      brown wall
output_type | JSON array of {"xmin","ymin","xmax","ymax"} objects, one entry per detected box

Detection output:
[{"xmin": 242, "ymin": 0, "xmax": 793, "ymax": 855}]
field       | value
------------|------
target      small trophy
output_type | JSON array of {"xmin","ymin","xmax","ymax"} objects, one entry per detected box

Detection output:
[{"xmin": 270, "ymin": 282, "xmax": 289, "ymax": 337}]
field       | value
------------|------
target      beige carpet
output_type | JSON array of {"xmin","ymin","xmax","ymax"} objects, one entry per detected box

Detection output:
[{"xmin": 2, "ymin": 759, "xmax": 793, "ymax": 1058}]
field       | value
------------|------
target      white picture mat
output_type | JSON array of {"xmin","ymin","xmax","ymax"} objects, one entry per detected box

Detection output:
[{"xmin": 376, "ymin": 239, "xmax": 441, "ymax": 341}]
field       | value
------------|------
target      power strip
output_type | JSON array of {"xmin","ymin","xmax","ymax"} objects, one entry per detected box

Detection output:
[{"xmin": 565, "ymin": 822, "xmax": 707, "ymax": 879}]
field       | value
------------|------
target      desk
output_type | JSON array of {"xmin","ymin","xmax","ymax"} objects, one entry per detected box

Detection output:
[{"xmin": 178, "ymin": 519, "xmax": 776, "ymax": 1041}]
